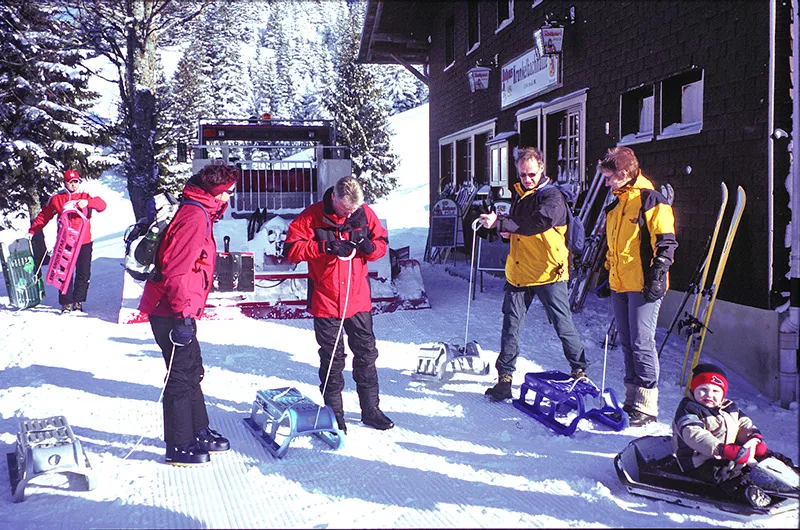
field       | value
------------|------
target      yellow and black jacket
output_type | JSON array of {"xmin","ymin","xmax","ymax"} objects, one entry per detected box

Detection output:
[
  {"xmin": 495, "ymin": 179, "xmax": 570, "ymax": 287},
  {"xmin": 604, "ymin": 173, "xmax": 678, "ymax": 293}
]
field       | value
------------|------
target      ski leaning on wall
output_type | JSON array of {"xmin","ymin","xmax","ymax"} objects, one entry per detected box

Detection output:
[{"xmin": 679, "ymin": 183, "xmax": 747, "ymax": 390}]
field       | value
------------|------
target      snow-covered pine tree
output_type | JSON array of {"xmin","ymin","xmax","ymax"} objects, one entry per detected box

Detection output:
[
  {"xmin": 0, "ymin": 0, "xmax": 110, "ymax": 223},
  {"xmin": 325, "ymin": 2, "xmax": 397, "ymax": 203},
  {"xmin": 200, "ymin": 0, "xmax": 253, "ymax": 119},
  {"xmin": 64, "ymin": 0, "xmax": 207, "ymax": 221}
]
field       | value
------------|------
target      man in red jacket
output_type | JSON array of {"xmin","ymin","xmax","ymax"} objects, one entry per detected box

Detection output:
[
  {"xmin": 139, "ymin": 162, "xmax": 238, "ymax": 466},
  {"xmin": 284, "ymin": 176, "xmax": 393, "ymax": 434},
  {"xmin": 28, "ymin": 169, "xmax": 107, "ymax": 313}
]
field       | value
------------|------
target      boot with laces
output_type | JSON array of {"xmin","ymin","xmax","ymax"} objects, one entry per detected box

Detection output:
[
  {"xmin": 485, "ymin": 373, "xmax": 513, "ymax": 401},
  {"xmin": 166, "ymin": 439, "xmax": 210, "ymax": 466},
  {"xmin": 195, "ymin": 426, "xmax": 230, "ymax": 453}
]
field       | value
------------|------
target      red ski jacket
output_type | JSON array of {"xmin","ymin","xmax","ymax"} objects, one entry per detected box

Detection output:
[
  {"xmin": 29, "ymin": 188, "xmax": 107, "ymax": 246},
  {"xmin": 285, "ymin": 188, "xmax": 388, "ymax": 319},
  {"xmin": 139, "ymin": 184, "xmax": 227, "ymax": 318}
]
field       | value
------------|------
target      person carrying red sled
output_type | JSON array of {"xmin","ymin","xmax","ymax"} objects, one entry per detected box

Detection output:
[{"xmin": 27, "ymin": 169, "xmax": 106, "ymax": 314}]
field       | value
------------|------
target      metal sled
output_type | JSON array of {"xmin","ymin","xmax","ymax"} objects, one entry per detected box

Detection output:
[
  {"xmin": 46, "ymin": 208, "xmax": 88, "ymax": 295},
  {"xmin": 415, "ymin": 341, "xmax": 490, "ymax": 381},
  {"xmin": 7, "ymin": 416, "xmax": 96, "ymax": 502},
  {"xmin": 512, "ymin": 370, "xmax": 628, "ymax": 436},
  {"xmin": 243, "ymin": 387, "xmax": 344, "ymax": 459},
  {"xmin": 0, "ymin": 237, "xmax": 44, "ymax": 309},
  {"xmin": 615, "ymin": 435, "xmax": 799, "ymax": 517}
]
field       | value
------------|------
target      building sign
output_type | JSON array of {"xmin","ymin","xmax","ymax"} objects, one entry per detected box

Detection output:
[{"xmin": 501, "ymin": 48, "xmax": 559, "ymax": 109}]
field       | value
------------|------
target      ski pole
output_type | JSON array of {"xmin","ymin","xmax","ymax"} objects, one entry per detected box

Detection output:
[
  {"xmin": 465, "ymin": 218, "xmax": 482, "ymax": 347},
  {"xmin": 122, "ymin": 342, "xmax": 177, "ymax": 460}
]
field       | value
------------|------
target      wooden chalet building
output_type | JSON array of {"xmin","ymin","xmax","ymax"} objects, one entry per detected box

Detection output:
[{"xmin": 359, "ymin": 0, "xmax": 798, "ymax": 405}]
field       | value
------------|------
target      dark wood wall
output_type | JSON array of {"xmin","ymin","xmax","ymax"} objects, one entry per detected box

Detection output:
[{"xmin": 426, "ymin": 0, "xmax": 790, "ymax": 309}]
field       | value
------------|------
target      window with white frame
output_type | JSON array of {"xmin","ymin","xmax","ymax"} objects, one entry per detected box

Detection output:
[
  {"xmin": 496, "ymin": 0, "xmax": 514, "ymax": 33},
  {"xmin": 659, "ymin": 69, "xmax": 703, "ymax": 138},
  {"xmin": 620, "ymin": 85, "xmax": 655, "ymax": 144},
  {"xmin": 444, "ymin": 15, "xmax": 455, "ymax": 69},
  {"xmin": 439, "ymin": 120, "xmax": 496, "ymax": 193},
  {"xmin": 467, "ymin": 0, "xmax": 480, "ymax": 54}
]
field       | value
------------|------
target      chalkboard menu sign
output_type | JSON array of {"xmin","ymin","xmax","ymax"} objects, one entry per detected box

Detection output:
[
  {"xmin": 477, "ymin": 237, "xmax": 509, "ymax": 272},
  {"xmin": 430, "ymin": 198, "xmax": 459, "ymax": 249}
]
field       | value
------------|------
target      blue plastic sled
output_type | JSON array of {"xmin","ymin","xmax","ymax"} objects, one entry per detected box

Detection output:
[
  {"xmin": 243, "ymin": 387, "xmax": 344, "ymax": 459},
  {"xmin": 512, "ymin": 370, "xmax": 628, "ymax": 436}
]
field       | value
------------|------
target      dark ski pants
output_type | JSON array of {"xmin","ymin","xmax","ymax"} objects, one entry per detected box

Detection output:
[
  {"xmin": 149, "ymin": 315, "xmax": 209, "ymax": 447},
  {"xmin": 611, "ymin": 291, "xmax": 661, "ymax": 389},
  {"xmin": 314, "ymin": 311, "xmax": 381, "ymax": 415},
  {"xmin": 58, "ymin": 242, "xmax": 92, "ymax": 306},
  {"xmin": 496, "ymin": 280, "xmax": 587, "ymax": 376}
]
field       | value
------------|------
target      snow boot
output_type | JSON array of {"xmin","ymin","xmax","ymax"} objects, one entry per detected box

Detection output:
[
  {"xmin": 195, "ymin": 426, "xmax": 230, "ymax": 453},
  {"xmin": 744, "ymin": 485, "xmax": 772, "ymax": 508},
  {"xmin": 72, "ymin": 301, "xmax": 83, "ymax": 312},
  {"xmin": 570, "ymin": 367, "xmax": 588, "ymax": 381},
  {"xmin": 60, "ymin": 304, "xmax": 71, "ymax": 314},
  {"xmin": 485, "ymin": 374, "xmax": 513, "ymax": 401},
  {"xmin": 166, "ymin": 439, "xmax": 210, "ymax": 466},
  {"xmin": 361, "ymin": 408, "xmax": 394, "ymax": 430},
  {"xmin": 628, "ymin": 409, "xmax": 656, "ymax": 427}
]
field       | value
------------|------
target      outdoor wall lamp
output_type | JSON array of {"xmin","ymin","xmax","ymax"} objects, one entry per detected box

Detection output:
[{"xmin": 467, "ymin": 54, "xmax": 498, "ymax": 92}]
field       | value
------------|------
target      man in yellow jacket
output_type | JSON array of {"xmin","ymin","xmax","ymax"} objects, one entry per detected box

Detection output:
[
  {"xmin": 479, "ymin": 147, "xmax": 588, "ymax": 401},
  {"xmin": 598, "ymin": 147, "xmax": 678, "ymax": 426}
]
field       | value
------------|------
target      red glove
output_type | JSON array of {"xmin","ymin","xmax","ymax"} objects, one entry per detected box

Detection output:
[
  {"xmin": 721, "ymin": 444, "xmax": 755, "ymax": 465},
  {"xmin": 750, "ymin": 434, "xmax": 768, "ymax": 457}
]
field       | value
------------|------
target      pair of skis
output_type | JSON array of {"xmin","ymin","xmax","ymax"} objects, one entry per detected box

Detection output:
[{"xmin": 677, "ymin": 183, "xmax": 746, "ymax": 390}]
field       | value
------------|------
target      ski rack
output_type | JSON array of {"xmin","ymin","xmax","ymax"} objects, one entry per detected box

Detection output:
[
  {"xmin": 7, "ymin": 415, "xmax": 96, "ymax": 502},
  {"xmin": 45, "ymin": 208, "xmax": 88, "ymax": 295},
  {"xmin": 243, "ymin": 387, "xmax": 344, "ymax": 459},
  {"xmin": 0, "ymin": 237, "xmax": 44, "ymax": 309},
  {"xmin": 512, "ymin": 370, "xmax": 628, "ymax": 436},
  {"xmin": 415, "ymin": 341, "xmax": 490, "ymax": 381}
]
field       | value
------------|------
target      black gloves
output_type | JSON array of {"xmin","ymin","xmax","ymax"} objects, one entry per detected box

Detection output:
[
  {"xmin": 170, "ymin": 316, "xmax": 195, "ymax": 346},
  {"xmin": 325, "ymin": 240, "xmax": 357, "ymax": 257},
  {"xmin": 643, "ymin": 256, "xmax": 669, "ymax": 302},
  {"xmin": 350, "ymin": 229, "xmax": 375, "ymax": 255},
  {"xmin": 595, "ymin": 267, "xmax": 611, "ymax": 299}
]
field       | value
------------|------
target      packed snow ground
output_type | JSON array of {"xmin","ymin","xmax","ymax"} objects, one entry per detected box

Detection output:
[{"xmin": 1, "ymin": 105, "xmax": 798, "ymax": 529}]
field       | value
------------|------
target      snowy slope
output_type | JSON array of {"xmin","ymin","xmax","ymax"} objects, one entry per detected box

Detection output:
[{"xmin": 0, "ymin": 106, "xmax": 798, "ymax": 529}]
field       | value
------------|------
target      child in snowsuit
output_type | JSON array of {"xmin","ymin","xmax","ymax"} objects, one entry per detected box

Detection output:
[{"xmin": 672, "ymin": 363, "xmax": 781, "ymax": 508}]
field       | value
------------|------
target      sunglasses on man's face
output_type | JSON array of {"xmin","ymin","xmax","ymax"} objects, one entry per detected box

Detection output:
[
  {"xmin": 225, "ymin": 187, "xmax": 236, "ymax": 195},
  {"xmin": 67, "ymin": 179, "xmax": 80, "ymax": 184}
]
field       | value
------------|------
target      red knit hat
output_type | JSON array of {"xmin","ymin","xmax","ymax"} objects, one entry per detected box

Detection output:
[
  {"xmin": 690, "ymin": 363, "xmax": 729, "ymax": 397},
  {"xmin": 63, "ymin": 169, "xmax": 81, "ymax": 183}
]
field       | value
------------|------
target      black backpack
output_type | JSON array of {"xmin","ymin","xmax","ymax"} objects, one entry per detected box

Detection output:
[
  {"xmin": 547, "ymin": 184, "xmax": 586, "ymax": 256},
  {"xmin": 123, "ymin": 195, "xmax": 209, "ymax": 281}
]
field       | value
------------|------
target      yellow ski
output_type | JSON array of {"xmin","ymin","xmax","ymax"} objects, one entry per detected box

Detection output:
[
  {"xmin": 679, "ymin": 182, "xmax": 728, "ymax": 386},
  {"xmin": 683, "ymin": 185, "xmax": 746, "ymax": 392}
]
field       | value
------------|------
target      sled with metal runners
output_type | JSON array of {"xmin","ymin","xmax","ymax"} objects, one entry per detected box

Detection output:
[
  {"xmin": 7, "ymin": 415, "xmax": 96, "ymax": 503},
  {"xmin": 415, "ymin": 341, "xmax": 490, "ymax": 380},
  {"xmin": 512, "ymin": 370, "xmax": 627, "ymax": 436},
  {"xmin": 0, "ymin": 237, "xmax": 45, "ymax": 310},
  {"xmin": 243, "ymin": 387, "xmax": 344, "ymax": 459},
  {"xmin": 414, "ymin": 218, "xmax": 490, "ymax": 381}
]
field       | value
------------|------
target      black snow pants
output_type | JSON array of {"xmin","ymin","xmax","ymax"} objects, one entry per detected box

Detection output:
[
  {"xmin": 149, "ymin": 315, "xmax": 209, "ymax": 447},
  {"xmin": 314, "ymin": 311, "xmax": 381, "ymax": 416},
  {"xmin": 58, "ymin": 242, "xmax": 93, "ymax": 306}
]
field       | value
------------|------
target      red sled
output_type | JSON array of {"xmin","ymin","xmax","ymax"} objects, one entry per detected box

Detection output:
[{"xmin": 46, "ymin": 208, "xmax": 88, "ymax": 295}]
